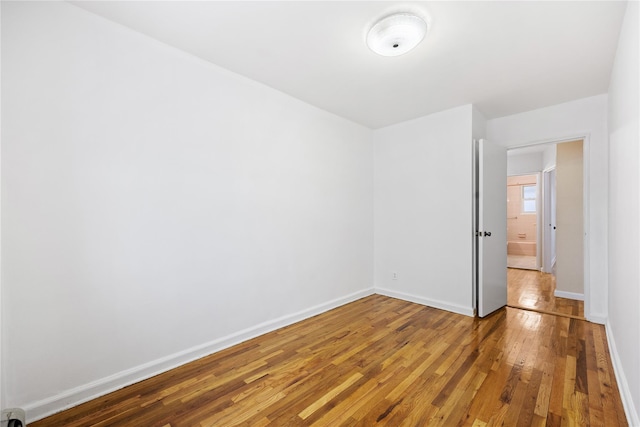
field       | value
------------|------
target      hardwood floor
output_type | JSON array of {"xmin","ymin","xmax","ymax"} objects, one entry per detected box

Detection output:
[
  {"xmin": 508, "ymin": 268, "xmax": 585, "ymax": 319},
  {"xmin": 32, "ymin": 295, "xmax": 625, "ymax": 426},
  {"xmin": 507, "ymin": 254, "xmax": 537, "ymax": 270}
]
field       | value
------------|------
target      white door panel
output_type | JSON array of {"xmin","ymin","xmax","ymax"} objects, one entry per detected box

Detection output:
[
  {"xmin": 543, "ymin": 168, "xmax": 557, "ymax": 273},
  {"xmin": 476, "ymin": 139, "xmax": 507, "ymax": 317}
]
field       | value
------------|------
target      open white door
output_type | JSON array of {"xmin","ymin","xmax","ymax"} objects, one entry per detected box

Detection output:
[
  {"xmin": 476, "ymin": 139, "xmax": 507, "ymax": 317},
  {"xmin": 542, "ymin": 168, "xmax": 557, "ymax": 273}
]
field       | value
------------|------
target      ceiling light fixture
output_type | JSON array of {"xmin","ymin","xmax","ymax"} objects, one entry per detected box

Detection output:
[{"xmin": 366, "ymin": 13, "xmax": 427, "ymax": 57}]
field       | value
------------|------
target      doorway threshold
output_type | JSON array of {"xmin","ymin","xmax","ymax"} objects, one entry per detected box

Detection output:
[{"xmin": 507, "ymin": 304, "xmax": 586, "ymax": 321}]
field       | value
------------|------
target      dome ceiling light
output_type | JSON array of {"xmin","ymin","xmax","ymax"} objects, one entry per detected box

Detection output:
[{"xmin": 366, "ymin": 13, "xmax": 428, "ymax": 57}]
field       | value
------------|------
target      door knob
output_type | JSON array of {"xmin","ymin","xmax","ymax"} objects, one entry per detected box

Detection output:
[{"xmin": 484, "ymin": 231, "xmax": 492, "ymax": 237}]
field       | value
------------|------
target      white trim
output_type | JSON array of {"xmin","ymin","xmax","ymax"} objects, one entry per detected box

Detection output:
[
  {"xmin": 553, "ymin": 290, "xmax": 584, "ymax": 301},
  {"xmin": 586, "ymin": 314, "xmax": 607, "ymax": 325},
  {"xmin": 0, "ymin": 2, "xmax": 3, "ymax": 412},
  {"xmin": 536, "ymin": 172, "xmax": 542, "ymax": 270},
  {"xmin": 24, "ymin": 288, "xmax": 375, "ymax": 423},
  {"xmin": 375, "ymin": 288, "xmax": 475, "ymax": 317},
  {"xmin": 505, "ymin": 131, "xmax": 593, "ymax": 150},
  {"xmin": 581, "ymin": 134, "xmax": 591, "ymax": 330},
  {"xmin": 472, "ymin": 139, "xmax": 478, "ymax": 314},
  {"xmin": 605, "ymin": 320, "xmax": 640, "ymax": 427}
]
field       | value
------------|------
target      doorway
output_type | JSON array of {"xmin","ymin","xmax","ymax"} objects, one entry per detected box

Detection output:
[
  {"xmin": 505, "ymin": 140, "xmax": 585, "ymax": 319},
  {"xmin": 506, "ymin": 174, "xmax": 540, "ymax": 270}
]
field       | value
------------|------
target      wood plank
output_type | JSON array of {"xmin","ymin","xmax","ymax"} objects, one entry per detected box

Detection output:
[
  {"xmin": 31, "ymin": 296, "xmax": 627, "ymax": 427},
  {"xmin": 298, "ymin": 372, "xmax": 363, "ymax": 419},
  {"xmin": 508, "ymin": 268, "xmax": 584, "ymax": 319}
]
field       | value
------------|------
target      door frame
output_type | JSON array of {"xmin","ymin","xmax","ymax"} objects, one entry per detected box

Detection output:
[
  {"xmin": 542, "ymin": 167, "xmax": 557, "ymax": 273},
  {"xmin": 536, "ymin": 171, "xmax": 543, "ymax": 270},
  {"xmin": 506, "ymin": 134, "xmax": 590, "ymax": 320}
]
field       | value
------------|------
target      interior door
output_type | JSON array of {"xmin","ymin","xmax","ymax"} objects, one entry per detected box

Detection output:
[
  {"xmin": 549, "ymin": 169, "xmax": 557, "ymax": 267},
  {"xmin": 543, "ymin": 168, "xmax": 557, "ymax": 273},
  {"xmin": 476, "ymin": 139, "xmax": 507, "ymax": 317}
]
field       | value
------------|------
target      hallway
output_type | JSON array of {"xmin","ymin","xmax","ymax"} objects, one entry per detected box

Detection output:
[
  {"xmin": 507, "ymin": 268, "xmax": 584, "ymax": 319},
  {"xmin": 507, "ymin": 254, "xmax": 537, "ymax": 270}
]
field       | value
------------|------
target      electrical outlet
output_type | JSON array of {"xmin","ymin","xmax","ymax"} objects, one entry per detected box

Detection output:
[
  {"xmin": 1, "ymin": 408, "xmax": 25, "ymax": 427},
  {"xmin": 392, "ymin": 272, "xmax": 398, "ymax": 280}
]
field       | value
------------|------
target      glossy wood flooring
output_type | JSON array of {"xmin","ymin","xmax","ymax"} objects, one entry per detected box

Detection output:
[
  {"xmin": 507, "ymin": 254, "xmax": 537, "ymax": 270},
  {"xmin": 32, "ymin": 295, "xmax": 625, "ymax": 427},
  {"xmin": 508, "ymin": 268, "xmax": 585, "ymax": 319}
]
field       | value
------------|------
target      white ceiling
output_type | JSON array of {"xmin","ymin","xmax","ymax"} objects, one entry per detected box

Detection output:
[{"xmin": 70, "ymin": 1, "xmax": 627, "ymax": 129}]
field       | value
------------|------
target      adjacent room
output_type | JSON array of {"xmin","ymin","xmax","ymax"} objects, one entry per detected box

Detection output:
[
  {"xmin": 505, "ymin": 141, "xmax": 586, "ymax": 319},
  {"xmin": 1, "ymin": 1, "xmax": 638, "ymax": 426},
  {"xmin": 506, "ymin": 173, "xmax": 539, "ymax": 270}
]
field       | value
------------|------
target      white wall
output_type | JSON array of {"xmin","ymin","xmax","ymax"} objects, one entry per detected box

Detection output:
[
  {"xmin": 472, "ymin": 105, "xmax": 487, "ymax": 141},
  {"xmin": 374, "ymin": 105, "xmax": 474, "ymax": 315},
  {"xmin": 607, "ymin": 1, "xmax": 639, "ymax": 424},
  {"xmin": 507, "ymin": 152, "xmax": 542, "ymax": 176},
  {"xmin": 1, "ymin": 2, "xmax": 373, "ymax": 421},
  {"xmin": 486, "ymin": 95, "xmax": 608, "ymax": 323},
  {"xmin": 542, "ymin": 145, "xmax": 557, "ymax": 171}
]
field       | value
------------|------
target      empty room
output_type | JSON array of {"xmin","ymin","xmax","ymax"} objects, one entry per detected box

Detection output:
[{"xmin": 1, "ymin": 1, "xmax": 638, "ymax": 426}]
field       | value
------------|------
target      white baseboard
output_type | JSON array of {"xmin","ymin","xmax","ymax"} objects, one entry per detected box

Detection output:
[
  {"xmin": 604, "ymin": 320, "xmax": 640, "ymax": 427},
  {"xmin": 24, "ymin": 287, "xmax": 375, "ymax": 424},
  {"xmin": 554, "ymin": 290, "xmax": 584, "ymax": 301},
  {"xmin": 374, "ymin": 288, "xmax": 474, "ymax": 317},
  {"xmin": 586, "ymin": 313, "xmax": 607, "ymax": 325}
]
